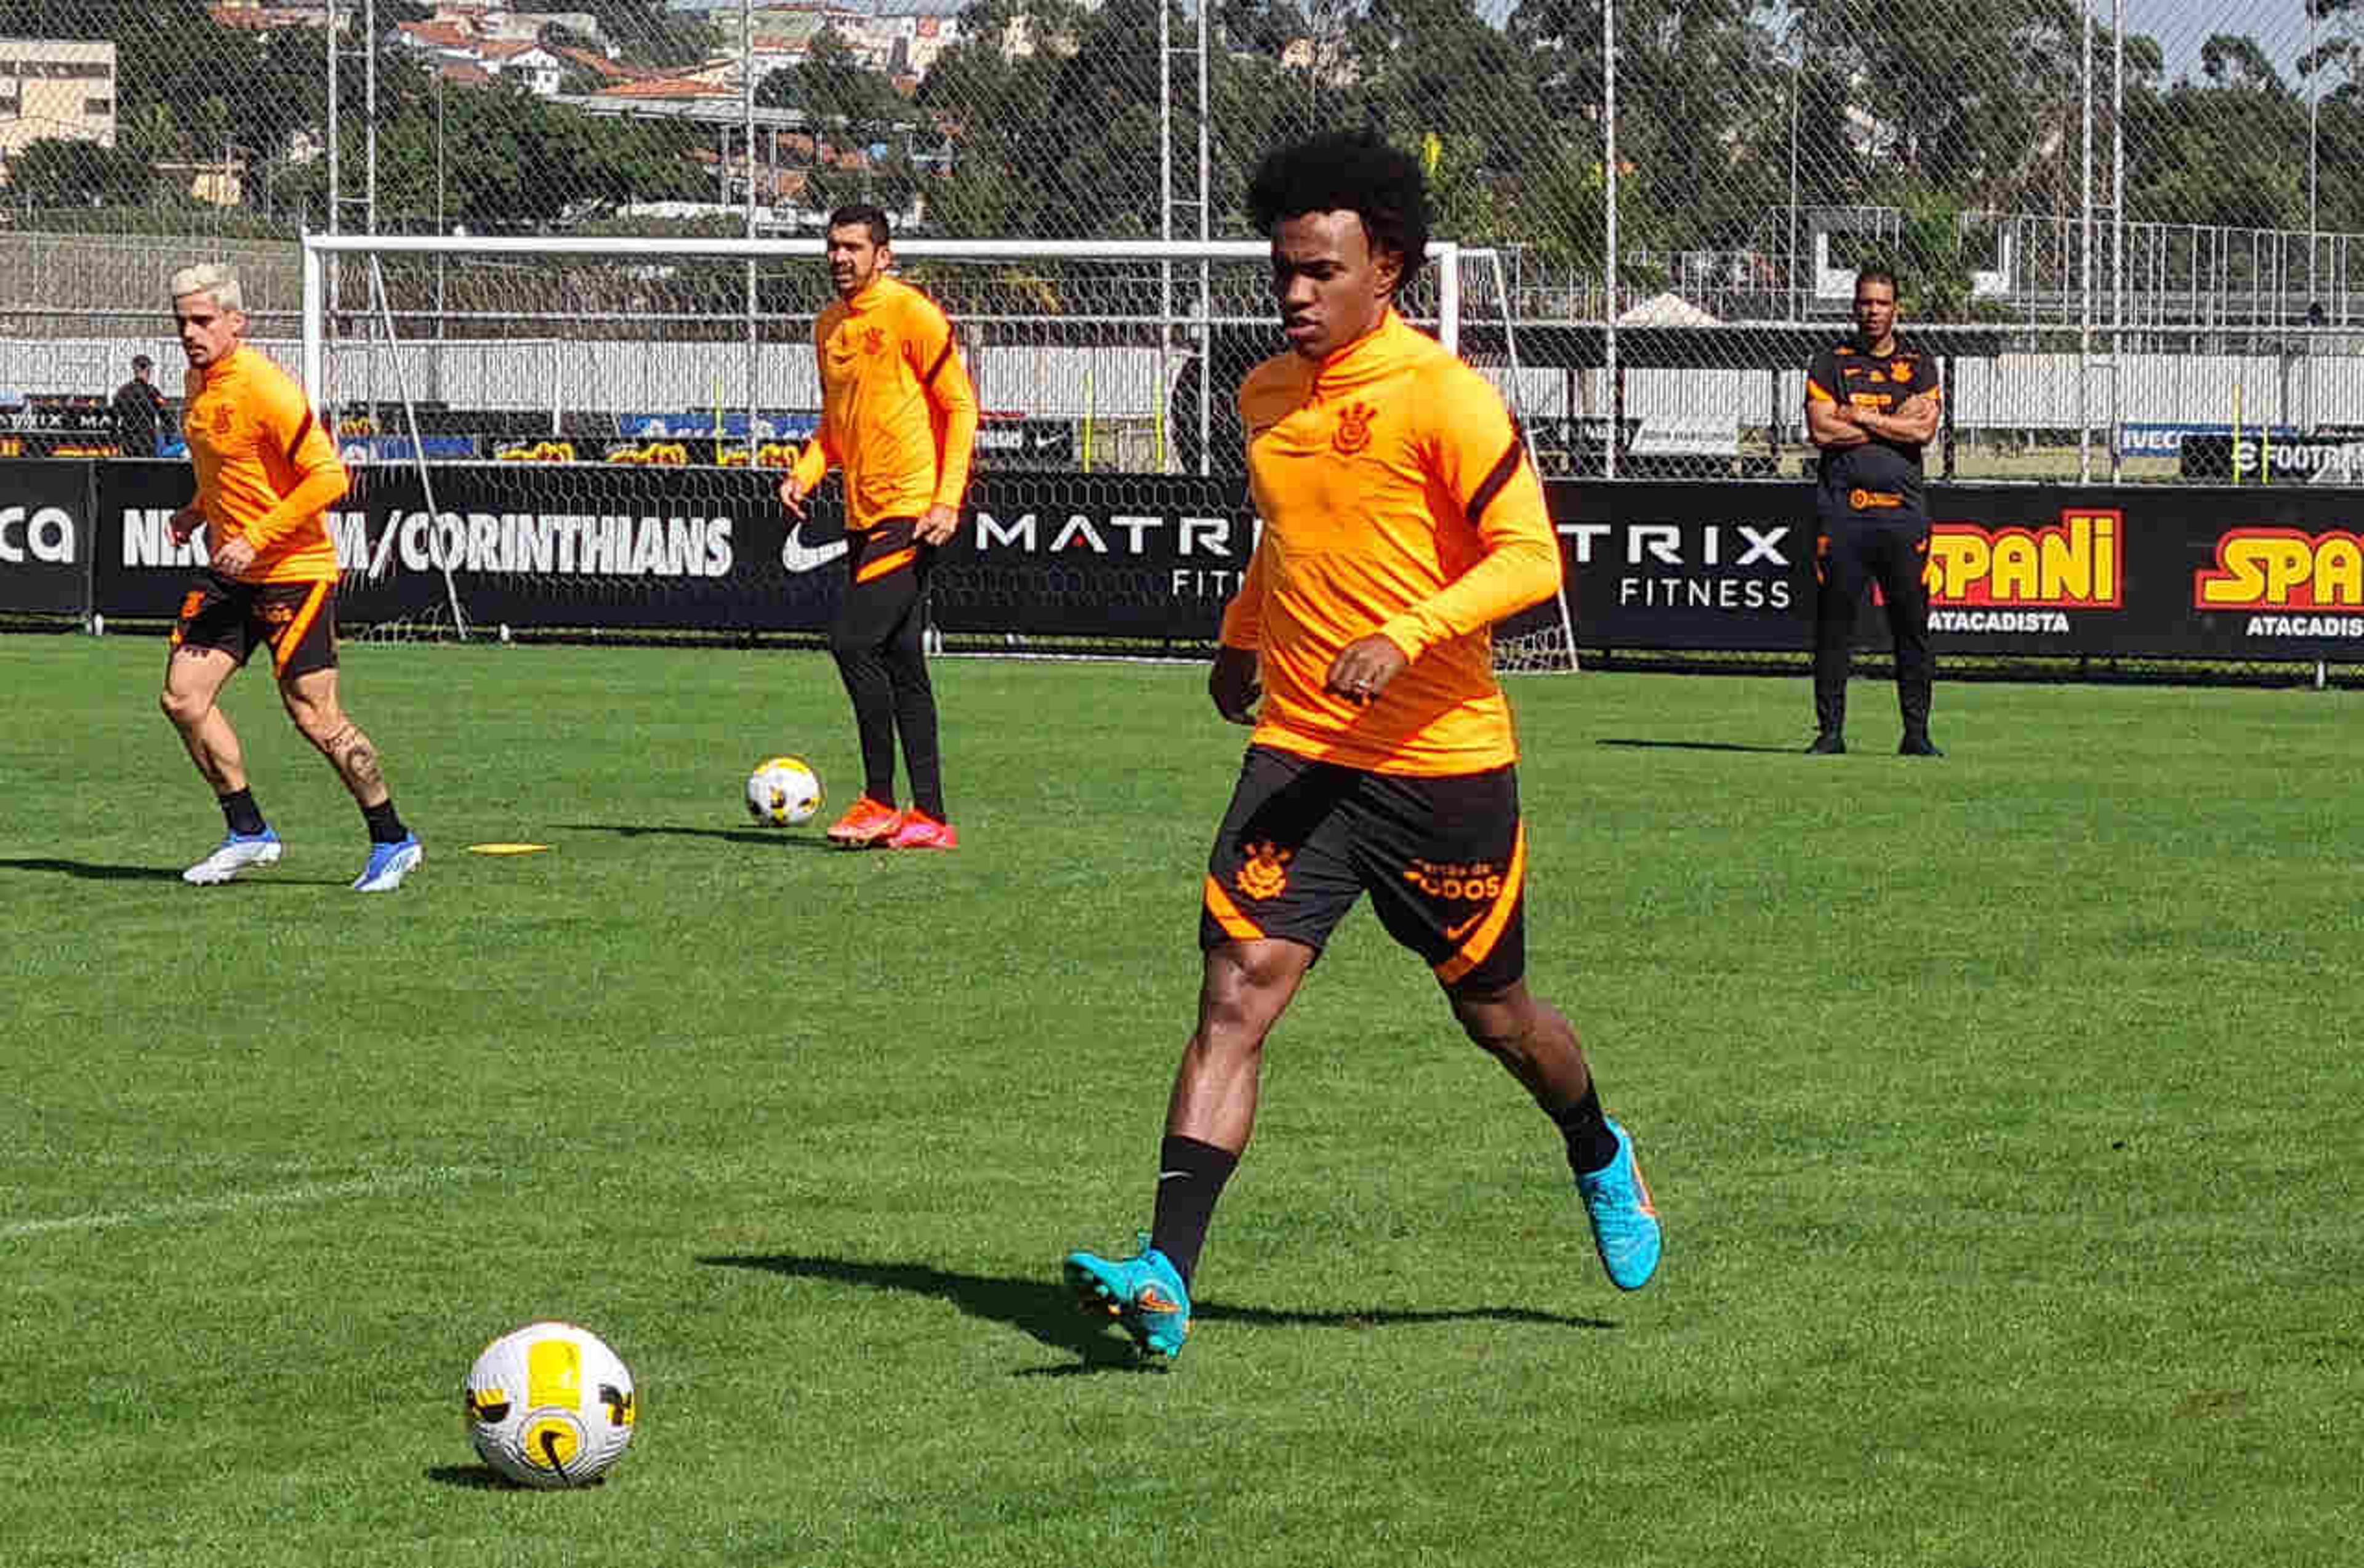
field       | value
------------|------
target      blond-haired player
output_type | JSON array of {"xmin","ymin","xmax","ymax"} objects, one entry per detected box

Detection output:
[{"xmin": 161, "ymin": 263, "xmax": 421, "ymax": 891}]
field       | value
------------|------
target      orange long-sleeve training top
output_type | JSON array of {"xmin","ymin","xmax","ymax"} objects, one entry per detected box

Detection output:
[
  {"xmin": 1221, "ymin": 310, "xmax": 1562, "ymax": 776},
  {"xmin": 790, "ymin": 274, "xmax": 979, "ymax": 531},
  {"xmin": 182, "ymin": 344, "xmax": 347, "ymax": 583}
]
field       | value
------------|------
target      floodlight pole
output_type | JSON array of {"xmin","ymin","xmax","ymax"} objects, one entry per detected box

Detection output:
[
  {"xmin": 1159, "ymin": 0, "xmax": 1173, "ymax": 473},
  {"xmin": 1603, "ymin": 0, "xmax": 1618, "ymax": 480},
  {"xmin": 2110, "ymin": 0, "xmax": 2123, "ymax": 481},
  {"xmin": 742, "ymin": 0, "xmax": 758, "ymax": 464},
  {"xmin": 1196, "ymin": 0, "xmax": 1211, "ymax": 475},
  {"xmin": 1788, "ymin": 32, "xmax": 1801, "ymax": 324},
  {"xmin": 2078, "ymin": 8, "xmax": 2092, "ymax": 485}
]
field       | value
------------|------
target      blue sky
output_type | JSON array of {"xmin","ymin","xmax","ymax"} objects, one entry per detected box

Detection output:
[
  {"xmin": 1449, "ymin": 1, "xmax": 2315, "ymax": 78},
  {"xmin": 2123, "ymin": 0, "xmax": 2311, "ymax": 81}
]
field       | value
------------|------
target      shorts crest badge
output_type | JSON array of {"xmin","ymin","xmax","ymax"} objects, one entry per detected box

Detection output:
[{"xmin": 1236, "ymin": 841, "xmax": 1293, "ymax": 901}]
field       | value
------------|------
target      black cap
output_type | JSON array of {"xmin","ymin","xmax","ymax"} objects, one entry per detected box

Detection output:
[{"xmin": 132, "ymin": 354, "xmax": 153, "ymax": 371}]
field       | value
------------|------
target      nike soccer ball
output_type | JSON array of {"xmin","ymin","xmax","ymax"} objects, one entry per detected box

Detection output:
[
  {"xmin": 464, "ymin": 1321, "xmax": 637, "ymax": 1489},
  {"xmin": 745, "ymin": 755, "xmax": 824, "ymax": 826}
]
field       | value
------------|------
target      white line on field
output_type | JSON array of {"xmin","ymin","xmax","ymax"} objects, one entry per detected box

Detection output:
[{"xmin": 0, "ymin": 1165, "xmax": 502, "ymax": 1240}]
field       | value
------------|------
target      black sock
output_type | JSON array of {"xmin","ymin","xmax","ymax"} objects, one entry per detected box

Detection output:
[
  {"xmin": 1552, "ymin": 1084, "xmax": 1621, "ymax": 1176},
  {"xmin": 362, "ymin": 798, "xmax": 409, "ymax": 844},
  {"xmin": 1149, "ymin": 1134, "xmax": 1238, "ymax": 1289},
  {"xmin": 219, "ymin": 788, "xmax": 266, "ymax": 837}
]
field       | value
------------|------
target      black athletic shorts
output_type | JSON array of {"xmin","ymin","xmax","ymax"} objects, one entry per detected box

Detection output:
[
  {"xmin": 1200, "ymin": 744, "xmax": 1527, "ymax": 994},
  {"xmin": 169, "ymin": 571, "xmax": 339, "ymax": 679},
  {"xmin": 845, "ymin": 515, "xmax": 930, "ymax": 589}
]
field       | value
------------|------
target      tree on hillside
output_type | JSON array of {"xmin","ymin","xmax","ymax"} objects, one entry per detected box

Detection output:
[
  {"xmin": 369, "ymin": 79, "xmax": 703, "ymax": 230},
  {"xmin": 2198, "ymin": 33, "xmax": 2286, "ymax": 94},
  {"xmin": 9, "ymin": 138, "xmax": 157, "ymax": 207},
  {"xmin": 757, "ymin": 26, "xmax": 910, "ymax": 129}
]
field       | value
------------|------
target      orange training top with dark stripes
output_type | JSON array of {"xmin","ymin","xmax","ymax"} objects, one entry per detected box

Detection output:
[
  {"xmin": 1222, "ymin": 310, "xmax": 1561, "ymax": 777},
  {"xmin": 182, "ymin": 344, "xmax": 347, "ymax": 584},
  {"xmin": 791, "ymin": 274, "xmax": 980, "ymax": 533}
]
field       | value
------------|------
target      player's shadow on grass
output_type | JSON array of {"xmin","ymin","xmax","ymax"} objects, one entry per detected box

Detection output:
[
  {"xmin": 699, "ymin": 1253, "xmax": 1614, "ymax": 1376},
  {"xmin": 0, "ymin": 858, "xmax": 350, "ymax": 887},
  {"xmin": 424, "ymin": 1464, "xmax": 510, "ymax": 1490},
  {"xmin": 0, "ymin": 856, "xmax": 215, "ymax": 882},
  {"xmin": 559, "ymin": 822, "xmax": 835, "ymax": 850},
  {"xmin": 1595, "ymin": 738, "xmax": 1801, "ymax": 754}
]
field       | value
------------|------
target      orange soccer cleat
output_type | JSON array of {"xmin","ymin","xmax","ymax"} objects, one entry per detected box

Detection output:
[
  {"xmin": 825, "ymin": 795, "xmax": 903, "ymax": 848},
  {"xmin": 885, "ymin": 810, "xmax": 959, "ymax": 851}
]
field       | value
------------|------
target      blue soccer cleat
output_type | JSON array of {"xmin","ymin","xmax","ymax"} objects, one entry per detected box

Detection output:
[
  {"xmin": 352, "ymin": 835, "xmax": 423, "ymax": 893},
  {"xmin": 1063, "ymin": 1235, "xmax": 1191, "ymax": 1362},
  {"xmin": 183, "ymin": 828, "xmax": 283, "ymax": 885},
  {"xmin": 1577, "ymin": 1118, "xmax": 1662, "ymax": 1292}
]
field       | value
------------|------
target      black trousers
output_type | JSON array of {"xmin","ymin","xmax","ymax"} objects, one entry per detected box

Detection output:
[
  {"xmin": 830, "ymin": 520, "xmax": 944, "ymax": 819},
  {"xmin": 1811, "ymin": 512, "xmax": 1934, "ymax": 739}
]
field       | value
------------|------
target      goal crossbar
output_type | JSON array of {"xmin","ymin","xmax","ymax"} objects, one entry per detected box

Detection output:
[{"xmin": 292, "ymin": 233, "xmax": 1573, "ymax": 670}]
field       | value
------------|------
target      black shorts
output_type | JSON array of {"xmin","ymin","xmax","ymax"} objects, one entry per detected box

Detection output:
[
  {"xmin": 1201, "ymin": 745, "xmax": 1527, "ymax": 994},
  {"xmin": 845, "ymin": 516, "xmax": 931, "ymax": 589},
  {"xmin": 170, "ymin": 571, "xmax": 339, "ymax": 679}
]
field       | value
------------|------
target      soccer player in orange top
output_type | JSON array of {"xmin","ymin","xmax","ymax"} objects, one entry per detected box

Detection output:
[
  {"xmin": 778, "ymin": 204, "xmax": 979, "ymax": 851},
  {"xmin": 1063, "ymin": 132, "xmax": 1660, "ymax": 1363},
  {"xmin": 159, "ymin": 263, "xmax": 421, "ymax": 892}
]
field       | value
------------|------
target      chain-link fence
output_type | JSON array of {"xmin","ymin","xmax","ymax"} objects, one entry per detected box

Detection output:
[{"xmin": 2, "ymin": 0, "xmax": 2347, "ymax": 481}]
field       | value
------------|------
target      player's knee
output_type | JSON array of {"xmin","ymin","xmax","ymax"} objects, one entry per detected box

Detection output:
[
  {"xmin": 1197, "ymin": 944, "xmax": 1301, "ymax": 1050},
  {"xmin": 1449, "ymin": 986, "xmax": 1532, "ymax": 1058},
  {"xmin": 286, "ymin": 697, "xmax": 345, "ymax": 746},
  {"xmin": 159, "ymin": 686, "xmax": 206, "ymax": 729}
]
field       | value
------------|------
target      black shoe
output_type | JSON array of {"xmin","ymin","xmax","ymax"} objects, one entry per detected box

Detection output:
[
  {"xmin": 1899, "ymin": 734, "xmax": 1944, "ymax": 757},
  {"xmin": 1805, "ymin": 731, "xmax": 1846, "ymax": 755}
]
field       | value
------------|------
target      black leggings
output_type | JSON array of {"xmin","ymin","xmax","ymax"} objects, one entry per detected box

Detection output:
[{"xmin": 830, "ymin": 523, "xmax": 944, "ymax": 819}]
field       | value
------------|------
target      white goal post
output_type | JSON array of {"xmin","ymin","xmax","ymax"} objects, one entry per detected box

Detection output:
[{"xmin": 296, "ymin": 232, "xmax": 1575, "ymax": 669}]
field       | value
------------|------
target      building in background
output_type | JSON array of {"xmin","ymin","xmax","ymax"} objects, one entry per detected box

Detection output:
[{"xmin": 0, "ymin": 37, "xmax": 119, "ymax": 174}]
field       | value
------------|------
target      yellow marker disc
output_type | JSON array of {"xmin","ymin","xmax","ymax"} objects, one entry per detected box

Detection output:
[{"xmin": 467, "ymin": 843, "xmax": 552, "ymax": 856}]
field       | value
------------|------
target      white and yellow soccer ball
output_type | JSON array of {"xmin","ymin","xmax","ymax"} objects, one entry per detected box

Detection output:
[
  {"xmin": 464, "ymin": 1321, "xmax": 637, "ymax": 1489},
  {"xmin": 745, "ymin": 755, "xmax": 824, "ymax": 827}
]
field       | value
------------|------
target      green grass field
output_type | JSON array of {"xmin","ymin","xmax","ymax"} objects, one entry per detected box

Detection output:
[{"xmin": 4, "ymin": 637, "xmax": 2358, "ymax": 1568}]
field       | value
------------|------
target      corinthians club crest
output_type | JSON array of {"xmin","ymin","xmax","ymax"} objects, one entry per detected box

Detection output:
[
  {"xmin": 1235, "ymin": 841, "xmax": 1293, "ymax": 901},
  {"xmin": 1332, "ymin": 401, "xmax": 1378, "ymax": 456}
]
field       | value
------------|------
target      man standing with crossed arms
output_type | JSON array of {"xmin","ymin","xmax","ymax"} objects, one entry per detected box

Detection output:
[
  {"xmin": 161, "ymin": 262, "xmax": 421, "ymax": 891},
  {"xmin": 779, "ymin": 204, "xmax": 979, "ymax": 851},
  {"xmin": 1803, "ymin": 267, "xmax": 1944, "ymax": 756}
]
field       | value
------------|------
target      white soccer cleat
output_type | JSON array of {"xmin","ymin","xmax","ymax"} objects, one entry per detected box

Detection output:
[
  {"xmin": 183, "ymin": 829, "xmax": 283, "ymax": 885},
  {"xmin": 352, "ymin": 835, "xmax": 423, "ymax": 893}
]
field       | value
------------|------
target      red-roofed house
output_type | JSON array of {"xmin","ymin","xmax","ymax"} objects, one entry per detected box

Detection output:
[{"xmin": 476, "ymin": 39, "xmax": 565, "ymax": 95}]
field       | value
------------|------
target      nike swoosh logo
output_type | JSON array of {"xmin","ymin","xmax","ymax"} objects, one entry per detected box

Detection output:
[
  {"xmin": 1157, "ymin": 1170, "xmax": 1191, "ymax": 1181},
  {"xmin": 1443, "ymin": 912, "xmax": 1486, "ymax": 943},
  {"xmin": 781, "ymin": 521, "xmax": 849, "ymax": 574}
]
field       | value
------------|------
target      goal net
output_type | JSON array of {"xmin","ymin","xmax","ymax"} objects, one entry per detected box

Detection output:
[{"xmin": 299, "ymin": 234, "xmax": 1576, "ymax": 670}]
